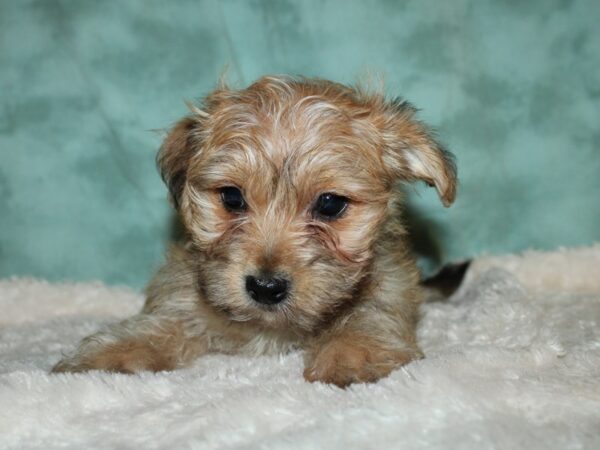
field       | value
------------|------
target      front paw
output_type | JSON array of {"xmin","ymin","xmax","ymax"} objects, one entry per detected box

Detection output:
[
  {"xmin": 51, "ymin": 356, "xmax": 103, "ymax": 374},
  {"xmin": 303, "ymin": 338, "xmax": 422, "ymax": 388},
  {"xmin": 51, "ymin": 340, "xmax": 176, "ymax": 374}
]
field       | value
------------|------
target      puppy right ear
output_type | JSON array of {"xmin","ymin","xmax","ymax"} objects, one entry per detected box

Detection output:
[
  {"xmin": 375, "ymin": 100, "xmax": 457, "ymax": 207},
  {"xmin": 156, "ymin": 116, "xmax": 203, "ymax": 209}
]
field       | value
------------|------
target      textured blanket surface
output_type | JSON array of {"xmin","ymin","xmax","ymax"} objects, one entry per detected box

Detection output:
[{"xmin": 1, "ymin": 246, "xmax": 599, "ymax": 449}]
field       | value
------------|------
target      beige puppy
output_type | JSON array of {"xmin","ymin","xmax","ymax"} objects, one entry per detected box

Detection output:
[{"xmin": 53, "ymin": 76, "xmax": 457, "ymax": 387}]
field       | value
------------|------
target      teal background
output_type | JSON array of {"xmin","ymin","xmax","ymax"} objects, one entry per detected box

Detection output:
[{"xmin": 1, "ymin": 0, "xmax": 599, "ymax": 288}]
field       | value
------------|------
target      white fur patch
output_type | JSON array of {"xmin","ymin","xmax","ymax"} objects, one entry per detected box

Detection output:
[{"xmin": 1, "ymin": 245, "xmax": 600, "ymax": 449}]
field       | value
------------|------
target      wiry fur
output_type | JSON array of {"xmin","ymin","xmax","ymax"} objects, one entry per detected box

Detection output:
[{"xmin": 53, "ymin": 76, "xmax": 457, "ymax": 387}]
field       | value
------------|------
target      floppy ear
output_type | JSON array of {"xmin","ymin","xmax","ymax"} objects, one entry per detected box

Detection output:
[
  {"xmin": 377, "ymin": 99, "xmax": 457, "ymax": 207},
  {"xmin": 156, "ymin": 116, "xmax": 204, "ymax": 209}
]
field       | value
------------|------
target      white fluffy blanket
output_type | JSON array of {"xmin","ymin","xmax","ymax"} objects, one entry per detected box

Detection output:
[{"xmin": 1, "ymin": 246, "xmax": 599, "ymax": 449}]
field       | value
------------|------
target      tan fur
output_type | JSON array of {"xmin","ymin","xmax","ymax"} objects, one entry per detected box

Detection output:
[{"xmin": 52, "ymin": 76, "xmax": 457, "ymax": 387}]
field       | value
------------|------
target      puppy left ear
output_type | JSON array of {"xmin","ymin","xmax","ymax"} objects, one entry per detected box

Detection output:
[
  {"xmin": 376, "ymin": 100, "xmax": 457, "ymax": 207},
  {"xmin": 156, "ymin": 116, "xmax": 203, "ymax": 209}
]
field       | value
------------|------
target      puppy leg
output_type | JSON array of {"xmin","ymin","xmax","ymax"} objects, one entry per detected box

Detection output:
[
  {"xmin": 303, "ymin": 289, "xmax": 423, "ymax": 388},
  {"xmin": 303, "ymin": 331, "xmax": 422, "ymax": 388},
  {"xmin": 52, "ymin": 314, "xmax": 207, "ymax": 374}
]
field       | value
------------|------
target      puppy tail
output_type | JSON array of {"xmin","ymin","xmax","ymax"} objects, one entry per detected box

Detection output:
[{"xmin": 420, "ymin": 260, "xmax": 471, "ymax": 302}]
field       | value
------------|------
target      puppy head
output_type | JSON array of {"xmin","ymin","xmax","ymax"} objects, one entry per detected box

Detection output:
[{"xmin": 157, "ymin": 76, "xmax": 456, "ymax": 332}]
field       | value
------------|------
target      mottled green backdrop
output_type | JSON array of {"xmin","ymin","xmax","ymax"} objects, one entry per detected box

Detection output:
[{"xmin": 1, "ymin": 0, "xmax": 599, "ymax": 287}]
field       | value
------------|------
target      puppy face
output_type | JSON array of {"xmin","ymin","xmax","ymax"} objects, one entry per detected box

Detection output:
[{"xmin": 158, "ymin": 76, "xmax": 456, "ymax": 333}]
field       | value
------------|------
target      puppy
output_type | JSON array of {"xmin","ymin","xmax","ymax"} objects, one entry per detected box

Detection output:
[{"xmin": 52, "ymin": 76, "xmax": 456, "ymax": 387}]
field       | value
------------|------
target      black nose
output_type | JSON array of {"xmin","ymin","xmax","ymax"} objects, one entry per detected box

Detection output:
[{"xmin": 245, "ymin": 275, "xmax": 289, "ymax": 305}]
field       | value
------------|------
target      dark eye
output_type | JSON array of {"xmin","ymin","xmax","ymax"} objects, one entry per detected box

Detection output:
[
  {"xmin": 313, "ymin": 193, "xmax": 349, "ymax": 220},
  {"xmin": 220, "ymin": 186, "xmax": 246, "ymax": 213}
]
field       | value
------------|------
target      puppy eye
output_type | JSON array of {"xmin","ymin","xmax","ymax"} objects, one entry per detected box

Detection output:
[
  {"xmin": 313, "ymin": 193, "xmax": 349, "ymax": 220},
  {"xmin": 220, "ymin": 186, "xmax": 246, "ymax": 213}
]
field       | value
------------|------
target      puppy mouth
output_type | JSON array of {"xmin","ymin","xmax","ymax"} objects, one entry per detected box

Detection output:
[
  {"xmin": 251, "ymin": 301, "xmax": 287, "ymax": 314},
  {"xmin": 228, "ymin": 296, "xmax": 294, "ymax": 327}
]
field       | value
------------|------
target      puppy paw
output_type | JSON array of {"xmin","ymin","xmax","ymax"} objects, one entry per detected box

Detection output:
[
  {"xmin": 303, "ymin": 338, "xmax": 422, "ymax": 388},
  {"xmin": 51, "ymin": 356, "xmax": 104, "ymax": 374},
  {"xmin": 51, "ymin": 340, "xmax": 177, "ymax": 374}
]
